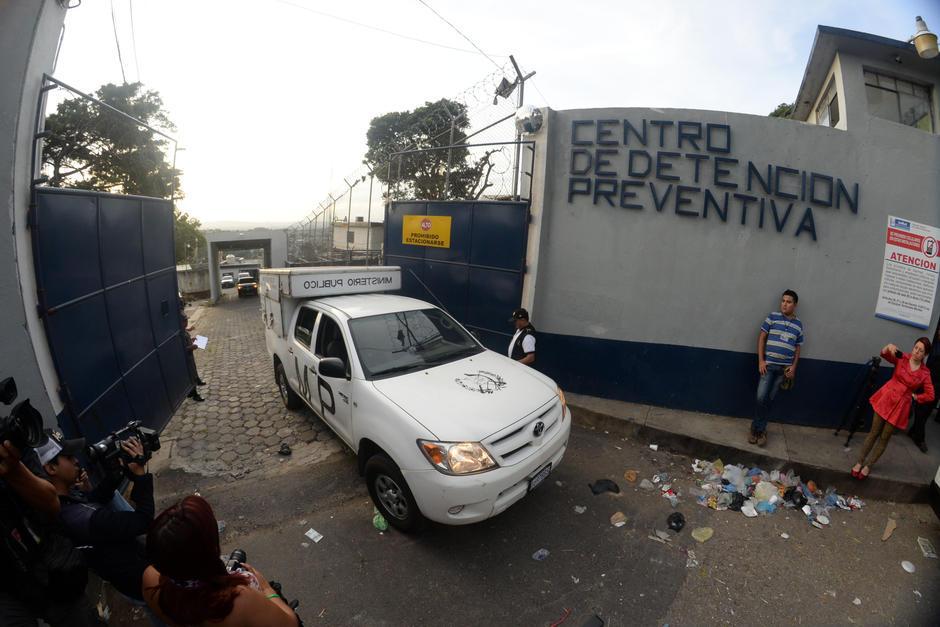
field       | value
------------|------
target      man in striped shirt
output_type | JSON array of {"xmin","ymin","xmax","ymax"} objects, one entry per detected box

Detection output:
[{"xmin": 750, "ymin": 290, "xmax": 804, "ymax": 447}]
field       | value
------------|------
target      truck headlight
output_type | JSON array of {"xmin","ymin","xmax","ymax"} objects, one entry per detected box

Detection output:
[
  {"xmin": 557, "ymin": 387, "xmax": 568, "ymax": 421},
  {"xmin": 418, "ymin": 440, "xmax": 497, "ymax": 475}
]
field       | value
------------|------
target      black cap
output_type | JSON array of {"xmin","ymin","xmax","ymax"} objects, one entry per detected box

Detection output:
[
  {"xmin": 509, "ymin": 308, "xmax": 529, "ymax": 322},
  {"xmin": 34, "ymin": 429, "xmax": 85, "ymax": 466}
]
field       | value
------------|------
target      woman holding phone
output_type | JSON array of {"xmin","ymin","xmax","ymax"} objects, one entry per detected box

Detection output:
[{"xmin": 852, "ymin": 338, "xmax": 935, "ymax": 479}]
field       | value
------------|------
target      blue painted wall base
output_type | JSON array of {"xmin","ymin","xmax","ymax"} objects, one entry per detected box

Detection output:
[{"xmin": 535, "ymin": 332, "xmax": 891, "ymax": 429}]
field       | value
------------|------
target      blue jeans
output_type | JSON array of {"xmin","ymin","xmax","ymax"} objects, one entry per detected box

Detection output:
[{"xmin": 752, "ymin": 364, "xmax": 785, "ymax": 433}]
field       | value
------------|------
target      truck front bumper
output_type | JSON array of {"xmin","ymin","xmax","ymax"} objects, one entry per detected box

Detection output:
[{"xmin": 402, "ymin": 417, "xmax": 571, "ymax": 525}]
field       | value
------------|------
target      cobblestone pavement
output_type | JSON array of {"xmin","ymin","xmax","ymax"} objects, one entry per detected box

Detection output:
[{"xmin": 161, "ymin": 291, "xmax": 343, "ymax": 478}]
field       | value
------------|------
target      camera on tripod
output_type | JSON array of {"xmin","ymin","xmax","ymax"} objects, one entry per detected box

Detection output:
[
  {"xmin": 0, "ymin": 377, "xmax": 45, "ymax": 452},
  {"xmin": 87, "ymin": 420, "xmax": 161, "ymax": 468}
]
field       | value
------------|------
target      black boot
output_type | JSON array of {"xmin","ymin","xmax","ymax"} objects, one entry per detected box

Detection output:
[{"xmin": 196, "ymin": 378, "xmax": 206, "ymax": 386}]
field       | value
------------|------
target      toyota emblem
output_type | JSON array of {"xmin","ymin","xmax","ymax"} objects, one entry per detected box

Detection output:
[{"xmin": 533, "ymin": 421, "xmax": 545, "ymax": 437}]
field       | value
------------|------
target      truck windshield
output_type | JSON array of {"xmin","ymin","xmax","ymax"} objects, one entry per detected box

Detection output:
[
  {"xmin": 348, "ymin": 308, "xmax": 483, "ymax": 379},
  {"xmin": 237, "ymin": 277, "xmax": 255, "ymax": 284}
]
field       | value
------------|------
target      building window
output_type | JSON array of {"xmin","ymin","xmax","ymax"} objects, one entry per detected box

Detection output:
[
  {"xmin": 864, "ymin": 69, "xmax": 933, "ymax": 132},
  {"xmin": 347, "ymin": 231, "xmax": 355, "ymax": 244},
  {"xmin": 816, "ymin": 79, "xmax": 840, "ymax": 127}
]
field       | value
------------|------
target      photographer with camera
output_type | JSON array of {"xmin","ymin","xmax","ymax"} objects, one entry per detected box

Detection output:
[
  {"xmin": 143, "ymin": 495, "xmax": 300, "ymax": 627},
  {"xmin": 1, "ymin": 376, "xmax": 104, "ymax": 626},
  {"xmin": 39, "ymin": 430, "xmax": 156, "ymax": 607}
]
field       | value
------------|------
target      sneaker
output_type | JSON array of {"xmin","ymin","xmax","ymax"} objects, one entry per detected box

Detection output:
[
  {"xmin": 756, "ymin": 432, "xmax": 768, "ymax": 447},
  {"xmin": 748, "ymin": 430, "xmax": 758, "ymax": 445}
]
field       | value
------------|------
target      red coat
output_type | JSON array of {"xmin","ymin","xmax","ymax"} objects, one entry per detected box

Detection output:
[{"xmin": 870, "ymin": 348, "xmax": 936, "ymax": 430}]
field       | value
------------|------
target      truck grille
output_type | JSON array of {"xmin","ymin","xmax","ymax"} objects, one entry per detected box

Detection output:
[{"xmin": 484, "ymin": 398, "xmax": 562, "ymax": 466}]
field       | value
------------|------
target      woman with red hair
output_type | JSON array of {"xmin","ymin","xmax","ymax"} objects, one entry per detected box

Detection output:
[{"xmin": 142, "ymin": 495, "xmax": 298, "ymax": 627}]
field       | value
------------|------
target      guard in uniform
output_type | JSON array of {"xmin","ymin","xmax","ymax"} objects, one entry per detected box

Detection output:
[{"xmin": 508, "ymin": 308, "xmax": 536, "ymax": 366}]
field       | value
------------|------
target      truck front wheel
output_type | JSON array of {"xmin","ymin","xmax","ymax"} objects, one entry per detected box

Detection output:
[
  {"xmin": 365, "ymin": 453, "xmax": 425, "ymax": 533},
  {"xmin": 275, "ymin": 361, "xmax": 302, "ymax": 410}
]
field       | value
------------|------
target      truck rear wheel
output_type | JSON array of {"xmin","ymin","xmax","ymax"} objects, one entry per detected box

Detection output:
[
  {"xmin": 365, "ymin": 453, "xmax": 425, "ymax": 533},
  {"xmin": 275, "ymin": 361, "xmax": 302, "ymax": 410}
]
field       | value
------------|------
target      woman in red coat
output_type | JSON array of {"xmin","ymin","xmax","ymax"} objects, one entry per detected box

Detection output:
[{"xmin": 852, "ymin": 337, "xmax": 935, "ymax": 479}]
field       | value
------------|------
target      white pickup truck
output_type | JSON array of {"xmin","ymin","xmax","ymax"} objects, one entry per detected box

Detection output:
[{"xmin": 259, "ymin": 266, "xmax": 570, "ymax": 531}]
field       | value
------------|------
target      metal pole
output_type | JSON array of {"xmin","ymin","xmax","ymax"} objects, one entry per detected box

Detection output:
[
  {"xmin": 365, "ymin": 173, "xmax": 374, "ymax": 266},
  {"xmin": 344, "ymin": 178, "xmax": 356, "ymax": 265},
  {"xmin": 444, "ymin": 117, "xmax": 455, "ymax": 200},
  {"xmin": 507, "ymin": 56, "xmax": 535, "ymax": 200}
]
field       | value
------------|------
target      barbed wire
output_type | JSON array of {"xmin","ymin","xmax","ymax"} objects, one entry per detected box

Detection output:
[{"xmin": 286, "ymin": 61, "xmax": 524, "ymax": 259}]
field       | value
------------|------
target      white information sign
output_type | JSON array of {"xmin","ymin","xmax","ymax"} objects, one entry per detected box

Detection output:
[
  {"xmin": 875, "ymin": 216, "xmax": 940, "ymax": 329},
  {"xmin": 287, "ymin": 269, "xmax": 401, "ymax": 298}
]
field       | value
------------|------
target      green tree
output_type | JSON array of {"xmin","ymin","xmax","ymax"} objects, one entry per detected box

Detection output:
[
  {"xmin": 769, "ymin": 102, "xmax": 794, "ymax": 118},
  {"xmin": 42, "ymin": 82, "xmax": 180, "ymax": 198},
  {"xmin": 42, "ymin": 82, "xmax": 202, "ymax": 263},
  {"xmin": 364, "ymin": 98, "xmax": 498, "ymax": 200},
  {"xmin": 174, "ymin": 208, "xmax": 205, "ymax": 265}
]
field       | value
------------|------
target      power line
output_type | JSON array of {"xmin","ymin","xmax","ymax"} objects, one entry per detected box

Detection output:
[
  {"xmin": 530, "ymin": 79, "xmax": 552, "ymax": 108},
  {"xmin": 110, "ymin": 0, "xmax": 127, "ymax": 83},
  {"xmin": 129, "ymin": 0, "xmax": 141, "ymax": 82},
  {"xmin": 270, "ymin": 0, "xmax": 507, "ymax": 57},
  {"xmin": 415, "ymin": 0, "xmax": 502, "ymax": 71}
]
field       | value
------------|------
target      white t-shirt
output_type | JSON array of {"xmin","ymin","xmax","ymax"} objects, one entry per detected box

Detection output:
[{"xmin": 508, "ymin": 329, "xmax": 536, "ymax": 358}]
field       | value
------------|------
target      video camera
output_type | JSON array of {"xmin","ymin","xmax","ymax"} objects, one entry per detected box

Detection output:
[
  {"xmin": 224, "ymin": 549, "xmax": 303, "ymax": 624},
  {"xmin": 86, "ymin": 420, "xmax": 161, "ymax": 468},
  {"xmin": 0, "ymin": 377, "xmax": 45, "ymax": 452}
]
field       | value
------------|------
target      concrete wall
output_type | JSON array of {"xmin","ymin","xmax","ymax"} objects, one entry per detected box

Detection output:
[
  {"xmin": 332, "ymin": 223, "xmax": 384, "ymax": 250},
  {"xmin": 0, "ymin": 0, "xmax": 67, "ymax": 424},
  {"xmin": 528, "ymin": 104, "xmax": 939, "ymax": 425},
  {"xmin": 177, "ymin": 268, "xmax": 210, "ymax": 296}
]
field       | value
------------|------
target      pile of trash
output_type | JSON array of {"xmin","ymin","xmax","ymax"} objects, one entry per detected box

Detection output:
[{"xmin": 690, "ymin": 459, "xmax": 864, "ymax": 527}]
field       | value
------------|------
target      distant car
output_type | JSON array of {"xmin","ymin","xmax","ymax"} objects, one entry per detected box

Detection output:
[
  {"xmin": 236, "ymin": 276, "xmax": 258, "ymax": 297},
  {"xmin": 237, "ymin": 272, "xmax": 252, "ymax": 280},
  {"xmin": 221, "ymin": 273, "xmax": 235, "ymax": 289}
]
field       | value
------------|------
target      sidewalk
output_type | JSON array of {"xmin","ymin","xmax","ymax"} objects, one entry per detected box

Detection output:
[{"xmin": 567, "ymin": 393, "xmax": 940, "ymax": 503}]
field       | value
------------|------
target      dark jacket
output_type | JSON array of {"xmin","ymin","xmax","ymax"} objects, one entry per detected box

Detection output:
[
  {"xmin": 58, "ymin": 474, "xmax": 154, "ymax": 601},
  {"xmin": 510, "ymin": 324, "xmax": 536, "ymax": 362}
]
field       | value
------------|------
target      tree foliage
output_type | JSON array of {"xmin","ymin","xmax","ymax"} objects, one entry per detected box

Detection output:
[
  {"xmin": 174, "ymin": 209, "xmax": 205, "ymax": 265},
  {"xmin": 364, "ymin": 98, "xmax": 498, "ymax": 200},
  {"xmin": 769, "ymin": 102, "xmax": 794, "ymax": 118},
  {"xmin": 42, "ymin": 82, "xmax": 202, "ymax": 264},
  {"xmin": 42, "ymin": 82, "xmax": 180, "ymax": 198}
]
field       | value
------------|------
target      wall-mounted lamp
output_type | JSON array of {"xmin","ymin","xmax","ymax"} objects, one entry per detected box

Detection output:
[{"xmin": 911, "ymin": 16, "xmax": 938, "ymax": 59}]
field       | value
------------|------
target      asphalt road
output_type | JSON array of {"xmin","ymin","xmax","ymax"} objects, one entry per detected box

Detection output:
[{"xmin": 121, "ymin": 423, "xmax": 940, "ymax": 626}]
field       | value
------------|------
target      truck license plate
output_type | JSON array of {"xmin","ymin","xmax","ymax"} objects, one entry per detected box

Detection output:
[{"xmin": 528, "ymin": 463, "xmax": 552, "ymax": 492}]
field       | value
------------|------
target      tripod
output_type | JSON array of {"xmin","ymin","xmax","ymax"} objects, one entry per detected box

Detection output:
[{"xmin": 834, "ymin": 356, "xmax": 882, "ymax": 446}]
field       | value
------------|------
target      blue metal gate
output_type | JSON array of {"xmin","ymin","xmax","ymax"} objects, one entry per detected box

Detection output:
[
  {"xmin": 384, "ymin": 200, "xmax": 529, "ymax": 351},
  {"xmin": 31, "ymin": 187, "xmax": 191, "ymax": 442}
]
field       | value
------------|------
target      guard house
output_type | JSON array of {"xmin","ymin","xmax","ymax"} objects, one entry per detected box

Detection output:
[{"xmin": 517, "ymin": 22, "xmax": 940, "ymax": 427}]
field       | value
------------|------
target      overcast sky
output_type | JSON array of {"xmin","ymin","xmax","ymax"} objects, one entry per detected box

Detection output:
[{"xmin": 52, "ymin": 0, "xmax": 936, "ymax": 227}]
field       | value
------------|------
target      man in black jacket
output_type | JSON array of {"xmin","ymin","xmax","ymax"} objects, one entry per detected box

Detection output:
[
  {"xmin": 38, "ymin": 431, "xmax": 155, "ymax": 603},
  {"xmin": 0, "ymin": 438, "xmax": 104, "ymax": 626}
]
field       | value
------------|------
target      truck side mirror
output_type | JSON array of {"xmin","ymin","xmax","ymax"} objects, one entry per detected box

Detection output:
[{"xmin": 318, "ymin": 357, "xmax": 347, "ymax": 379}]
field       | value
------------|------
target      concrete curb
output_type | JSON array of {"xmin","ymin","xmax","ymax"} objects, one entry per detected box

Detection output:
[{"xmin": 570, "ymin": 403, "xmax": 929, "ymax": 504}]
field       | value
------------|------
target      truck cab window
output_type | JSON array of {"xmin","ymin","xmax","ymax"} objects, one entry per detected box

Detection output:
[
  {"xmin": 316, "ymin": 315, "xmax": 349, "ymax": 366},
  {"xmin": 294, "ymin": 307, "xmax": 317, "ymax": 348}
]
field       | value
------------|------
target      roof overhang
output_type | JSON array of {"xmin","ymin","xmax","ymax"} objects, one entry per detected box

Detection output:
[{"xmin": 792, "ymin": 25, "xmax": 940, "ymax": 120}]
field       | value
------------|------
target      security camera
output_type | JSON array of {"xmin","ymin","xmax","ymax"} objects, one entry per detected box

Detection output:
[{"xmin": 514, "ymin": 105, "xmax": 543, "ymax": 134}]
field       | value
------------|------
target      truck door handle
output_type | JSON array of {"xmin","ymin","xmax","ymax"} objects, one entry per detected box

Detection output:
[
  {"xmin": 338, "ymin": 392, "xmax": 349, "ymax": 404},
  {"xmin": 287, "ymin": 347, "xmax": 293, "ymax": 354}
]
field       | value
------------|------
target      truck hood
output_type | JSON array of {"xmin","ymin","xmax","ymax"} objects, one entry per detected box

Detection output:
[{"xmin": 370, "ymin": 349, "xmax": 557, "ymax": 442}]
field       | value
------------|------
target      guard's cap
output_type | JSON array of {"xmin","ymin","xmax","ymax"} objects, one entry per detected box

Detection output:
[
  {"xmin": 509, "ymin": 308, "xmax": 529, "ymax": 321},
  {"xmin": 34, "ymin": 430, "xmax": 85, "ymax": 466}
]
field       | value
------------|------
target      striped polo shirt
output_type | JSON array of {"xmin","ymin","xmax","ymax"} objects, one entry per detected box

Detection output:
[{"xmin": 761, "ymin": 312, "xmax": 804, "ymax": 366}]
